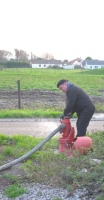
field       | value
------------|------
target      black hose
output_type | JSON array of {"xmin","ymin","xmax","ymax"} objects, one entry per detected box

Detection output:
[{"xmin": 0, "ymin": 124, "xmax": 65, "ymax": 171}]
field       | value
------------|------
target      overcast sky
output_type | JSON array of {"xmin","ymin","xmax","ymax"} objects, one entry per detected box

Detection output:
[{"xmin": 0, "ymin": 0, "xmax": 104, "ymax": 60}]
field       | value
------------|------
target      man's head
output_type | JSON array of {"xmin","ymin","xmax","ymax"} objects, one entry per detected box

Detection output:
[{"xmin": 57, "ymin": 79, "xmax": 68, "ymax": 93}]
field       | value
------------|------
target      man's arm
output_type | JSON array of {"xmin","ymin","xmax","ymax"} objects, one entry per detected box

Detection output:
[{"xmin": 64, "ymin": 89, "xmax": 77, "ymax": 116}]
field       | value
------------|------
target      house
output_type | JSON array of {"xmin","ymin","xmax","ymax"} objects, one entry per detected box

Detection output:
[
  {"xmin": 82, "ymin": 59, "xmax": 104, "ymax": 70},
  {"xmin": 30, "ymin": 58, "xmax": 82, "ymax": 69},
  {"xmin": 62, "ymin": 58, "xmax": 82, "ymax": 69},
  {"xmin": 30, "ymin": 59, "xmax": 63, "ymax": 68}
]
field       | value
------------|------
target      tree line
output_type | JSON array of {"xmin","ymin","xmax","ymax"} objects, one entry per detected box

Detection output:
[
  {"xmin": 0, "ymin": 49, "xmax": 92, "ymax": 69},
  {"xmin": 0, "ymin": 49, "xmax": 54, "ymax": 62}
]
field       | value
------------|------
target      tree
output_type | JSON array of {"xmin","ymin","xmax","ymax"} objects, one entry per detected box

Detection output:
[
  {"xmin": 85, "ymin": 57, "xmax": 92, "ymax": 60},
  {"xmin": 14, "ymin": 49, "xmax": 20, "ymax": 60},
  {"xmin": 30, "ymin": 52, "xmax": 37, "ymax": 60},
  {"xmin": 63, "ymin": 59, "xmax": 68, "ymax": 64},
  {"xmin": 41, "ymin": 52, "xmax": 54, "ymax": 60},
  {"xmin": 0, "ymin": 50, "xmax": 12, "ymax": 62},
  {"xmin": 14, "ymin": 49, "xmax": 29, "ymax": 61}
]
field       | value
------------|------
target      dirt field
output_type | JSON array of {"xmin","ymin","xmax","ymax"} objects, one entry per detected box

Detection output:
[{"xmin": 0, "ymin": 89, "xmax": 104, "ymax": 110}]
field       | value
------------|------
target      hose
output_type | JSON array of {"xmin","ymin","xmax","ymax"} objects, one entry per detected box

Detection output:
[{"xmin": 0, "ymin": 124, "xmax": 65, "ymax": 171}]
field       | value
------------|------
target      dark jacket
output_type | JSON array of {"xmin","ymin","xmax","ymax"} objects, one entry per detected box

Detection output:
[{"xmin": 64, "ymin": 84, "xmax": 95, "ymax": 116}]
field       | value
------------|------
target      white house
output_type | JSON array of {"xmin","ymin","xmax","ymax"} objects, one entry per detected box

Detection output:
[
  {"xmin": 30, "ymin": 59, "xmax": 63, "ymax": 68},
  {"xmin": 82, "ymin": 60, "xmax": 104, "ymax": 70},
  {"xmin": 62, "ymin": 58, "xmax": 82, "ymax": 69}
]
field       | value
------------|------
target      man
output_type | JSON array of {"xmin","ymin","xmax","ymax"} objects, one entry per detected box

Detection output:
[{"xmin": 57, "ymin": 79, "xmax": 95, "ymax": 137}]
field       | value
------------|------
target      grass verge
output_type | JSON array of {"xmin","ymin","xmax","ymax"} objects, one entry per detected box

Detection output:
[
  {"xmin": 0, "ymin": 132, "xmax": 104, "ymax": 199},
  {"xmin": 0, "ymin": 109, "xmax": 77, "ymax": 118},
  {"xmin": 0, "ymin": 106, "xmax": 104, "ymax": 118}
]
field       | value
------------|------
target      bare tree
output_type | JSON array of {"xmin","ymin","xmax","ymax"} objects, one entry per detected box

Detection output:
[
  {"xmin": 19, "ymin": 50, "xmax": 29, "ymax": 61},
  {"xmin": 0, "ymin": 50, "xmax": 12, "ymax": 62},
  {"xmin": 14, "ymin": 49, "xmax": 29, "ymax": 61},
  {"xmin": 30, "ymin": 52, "xmax": 37, "ymax": 60},
  {"xmin": 41, "ymin": 52, "xmax": 54, "ymax": 60},
  {"xmin": 14, "ymin": 49, "xmax": 20, "ymax": 60}
]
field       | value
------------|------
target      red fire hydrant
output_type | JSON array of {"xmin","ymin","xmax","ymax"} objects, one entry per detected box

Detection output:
[{"xmin": 58, "ymin": 118, "xmax": 93, "ymax": 156}]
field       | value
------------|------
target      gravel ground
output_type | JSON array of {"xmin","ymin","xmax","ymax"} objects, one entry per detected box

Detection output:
[{"xmin": 0, "ymin": 183, "xmax": 95, "ymax": 200}]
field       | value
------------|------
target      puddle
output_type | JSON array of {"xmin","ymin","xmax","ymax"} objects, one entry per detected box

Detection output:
[{"xmin": 93, "ymin": 113, "xmax": 104, "ymax": 119}]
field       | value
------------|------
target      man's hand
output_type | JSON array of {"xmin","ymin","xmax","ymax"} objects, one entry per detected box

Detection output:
[
  {"xmin": 65, "ymin": 112, "xmax": 73, "ymax": 119},
  {"xmin": 60, "ymin": 113, "xmax": 65, "ymax": 120}
]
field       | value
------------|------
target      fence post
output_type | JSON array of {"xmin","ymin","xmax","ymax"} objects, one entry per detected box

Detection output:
[{"xmin": 17, "ymin": 80, "xmax": 21, "ymax": 109}]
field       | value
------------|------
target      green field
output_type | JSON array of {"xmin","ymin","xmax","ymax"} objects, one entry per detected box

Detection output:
[{"xmin": 0, "ymin": 68, "xmax": 104, "ymax": 96}]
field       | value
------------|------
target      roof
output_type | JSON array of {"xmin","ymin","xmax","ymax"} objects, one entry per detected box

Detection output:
[
  {"xmin": 82, "ymin": 59, "xmax": 104, "ymax": 66},
  {"xmin": 31, "ymin": 59, "xmax": 62, "ymax": 65},
  {"xmin": 68, "ymin": 58, "xmax": 81, "ymax": 65}
]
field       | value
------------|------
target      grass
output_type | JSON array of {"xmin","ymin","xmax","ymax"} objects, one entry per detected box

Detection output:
[
  {"xmin": 0, "ymin": 104, "xmax": 103, "ymax": 118},
  {"xmin": 4, "ymin": 184, "xmax": 28, "ymax": 198},
  {"xmin": 0, "ymin": 68, "xmax": 104, "ymax": 93},
  {"xmin": 0, "ymin": 108, "xmax": 62, "ymax": 118},
  {"xmin": 0, "ymin": 132, "xmax": 104, "ymax": 198},
  {"xmin": 0, "ymin": 109, "xmax": 78, "ymax": 118}
]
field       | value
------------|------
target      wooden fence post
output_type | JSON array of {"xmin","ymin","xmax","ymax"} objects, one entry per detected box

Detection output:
[{"xmin": 17, "ymin": 80, "xmax": 21, "ymax": 109}]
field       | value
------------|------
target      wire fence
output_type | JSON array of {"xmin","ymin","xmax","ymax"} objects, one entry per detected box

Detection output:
[{"xmin": 0, "ymin": 89, "xmax": 36, "ymax": 109}]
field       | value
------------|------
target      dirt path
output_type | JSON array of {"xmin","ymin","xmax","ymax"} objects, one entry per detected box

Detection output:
[{"xmin": 0, "ymin": 118, "xmax": 104, "ymax": 137}]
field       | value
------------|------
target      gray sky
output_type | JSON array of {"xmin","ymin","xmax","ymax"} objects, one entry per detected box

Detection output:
[{"xmin": 0, "ymin": 0, "xmax": 104, "ymax": 60}]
